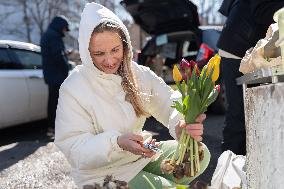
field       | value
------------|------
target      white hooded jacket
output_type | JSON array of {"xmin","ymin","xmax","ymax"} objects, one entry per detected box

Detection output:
[{"xmin": 55, "ymin": 2, "xmax": 182, "ymax": 187}]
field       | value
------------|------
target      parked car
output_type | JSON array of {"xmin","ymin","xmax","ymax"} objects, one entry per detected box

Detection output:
[
  {"xmin": 121, "ymin": 0, "xmax": 226, "ymax": 114},
  {"xmin": 0, "ymin": 40, "xmax": 48, "ymax": 129},
  {"xmin": 0, "ymin": 40, "xmax": 76, "ymax": 129}
]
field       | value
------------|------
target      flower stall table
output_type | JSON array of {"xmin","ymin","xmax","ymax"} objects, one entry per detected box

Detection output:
[{"xmin": 236, "ymin": 65, "xmax": 284, "ymax": 189}]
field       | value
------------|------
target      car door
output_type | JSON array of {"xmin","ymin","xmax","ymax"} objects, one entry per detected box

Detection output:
[
  {"xmin": 0, "ymin": 47, "xmax": 30, "ymax": 129},
  {"xmin": 11, "ymin": 48, "xmax": 48, "ymax": 121}
]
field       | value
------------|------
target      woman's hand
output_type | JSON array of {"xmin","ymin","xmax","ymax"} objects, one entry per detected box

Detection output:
[
  {"xmin": 175, "ymin": 114, "xmax": 206, "ymax": 142},
  {"xmin": 117, "ymin": 133, "xmax": 155, "ymax": 158}
]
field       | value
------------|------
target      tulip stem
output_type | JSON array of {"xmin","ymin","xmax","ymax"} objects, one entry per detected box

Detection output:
[
  {"xmin": 171, "ymin": 128, "xmax": 185, "ymax": 164},
  {"xmin": 177, "ymin": 134, "xmax": 190, "ymax": 165},
  {"xmin": 194, "ymin": 140, "xmax": 200, "ymax": 173},
  {"xmin": 190, "ymin": 138, "xmax": 194, "ymax": 176},
  {"xmin": 176, "ymin": 82, "xmax": 185, "ymax": 100}
]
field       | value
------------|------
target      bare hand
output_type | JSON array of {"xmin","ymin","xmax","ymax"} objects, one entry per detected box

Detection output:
[
  {"xmin": 117, "ymin": 133, "xmax": 155, "ymax": 158},
  {"xmin": 175, "ymin": 114, "xmax": 206, "ymax": 141}
]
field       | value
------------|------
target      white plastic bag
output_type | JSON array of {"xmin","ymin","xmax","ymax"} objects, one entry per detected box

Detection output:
[{"xmin": 208, "ymin": 150, "xmax": 247, "ymax": 189}]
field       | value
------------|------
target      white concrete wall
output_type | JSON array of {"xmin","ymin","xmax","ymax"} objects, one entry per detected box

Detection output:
[{"xmin": 245, "ymin": 83, "xmax": 284, "ymax": 189}]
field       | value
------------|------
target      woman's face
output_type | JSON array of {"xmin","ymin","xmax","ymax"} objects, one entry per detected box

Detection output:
[{"xmin": 89, "ymin": 31, "xmax": 124, "ymax": 74}]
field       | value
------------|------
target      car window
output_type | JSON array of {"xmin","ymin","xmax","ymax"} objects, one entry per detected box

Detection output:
[
  {"xmin": 12, "ymin": 49, "xmax": 42, "ymax": 69},
  {"xmin": 0, "ymin": 48, "xmax": 21, "ymax": 69},
  {"xmin": 160, "ymin": 43, "xmax": 177, "ymax": 59}
]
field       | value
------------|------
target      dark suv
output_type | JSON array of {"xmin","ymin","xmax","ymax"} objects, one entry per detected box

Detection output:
[{"xmin": 121, "ymin": 0, "xmax": 226, "ymax": 114}]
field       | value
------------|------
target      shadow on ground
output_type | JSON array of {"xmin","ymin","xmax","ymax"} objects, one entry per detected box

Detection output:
[{"xmin": 0, "ymin": 120, "xmax": 53, "ymax": 171}]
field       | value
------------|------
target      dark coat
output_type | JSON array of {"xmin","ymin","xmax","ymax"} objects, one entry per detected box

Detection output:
[
  {"xmin": 217, "ymin": 0, "xmax": 284, "ymax": 57},
  {"xmin": 40, "ymin": 16, "xmax": 70, "ymax": 85}
]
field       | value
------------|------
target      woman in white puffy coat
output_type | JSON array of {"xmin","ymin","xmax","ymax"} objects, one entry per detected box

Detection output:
[{"xmin": 55, "ymin": 3, "xmax": 210, "ymax": 189}]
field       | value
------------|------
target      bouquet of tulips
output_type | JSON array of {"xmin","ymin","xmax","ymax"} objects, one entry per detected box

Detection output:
[{"xmin": 160, "ymin": 54, "xmax": 221, "ymax": 179}]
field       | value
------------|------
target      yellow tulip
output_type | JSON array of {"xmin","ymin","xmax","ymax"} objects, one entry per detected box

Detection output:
[
  {"xmin": 173, "ymin": 65, "xmax": 183, "ymax": 82},
  {"xmin": 212, "ymin": 55, "xmax": 221, "ymax": 82},
  {"xmin": 206, "ymin": 54, "xmax": 221, "ymax": 82}
]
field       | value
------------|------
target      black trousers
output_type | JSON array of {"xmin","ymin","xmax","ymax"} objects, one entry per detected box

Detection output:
[
  {"xmin": 47, "ymin": 85, "xmax": 60, "ymax": 129},
  {"xmin": 221, "ymin": 57, "xmax": 246, "ymax": 155}
]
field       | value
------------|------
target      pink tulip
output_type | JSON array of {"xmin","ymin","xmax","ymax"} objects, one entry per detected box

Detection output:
[
  {"xmin": 179, "ymin": 58, "xmax": 192, "ymax": 80},
  {"xmin": 189, "ymin": 60, "xmax": 197, "ymax": 67},
  {"xmin": 180, "ymin": 58, "xmax": 191, "ymax": 71}
]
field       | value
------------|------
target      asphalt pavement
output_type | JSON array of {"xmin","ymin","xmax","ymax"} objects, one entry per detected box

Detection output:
[{"xmin": 0, "ymin": 113, "xmax": 224, "ymax": 188}]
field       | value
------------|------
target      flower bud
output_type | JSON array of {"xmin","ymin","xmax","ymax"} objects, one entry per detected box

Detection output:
[
  {"xmin": 173, "ymin": 65, "xmax": 183, "ymax": 82},
  {"xmin": 206, "ymin": 54, "xmax": 221, "ymax": 82},
  {"xmin": 180, "ymin": 58, "xmax": 191, "ymax": 70},
  {"xmin": 214, "ymin": 84, "xmax": 221, "ymax": 93}
]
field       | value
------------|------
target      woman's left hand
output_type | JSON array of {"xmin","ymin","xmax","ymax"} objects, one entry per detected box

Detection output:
[{"xmin": 175, "ymin": 114, "xmax": 206, "ymax": 142}]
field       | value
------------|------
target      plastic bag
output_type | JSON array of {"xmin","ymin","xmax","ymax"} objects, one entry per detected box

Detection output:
[{"xmin": 208, "ymin": 151, "xmax": 247, "ymax": 189}]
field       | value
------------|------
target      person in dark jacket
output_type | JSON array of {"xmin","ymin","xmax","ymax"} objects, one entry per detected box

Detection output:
[
  {"xmin": 217, "ymin": 0, "xmax": 284, "ymax": 155},
  {"xmin": 40, "ymin": 15, "xmax": 70, "ymax": 136}
]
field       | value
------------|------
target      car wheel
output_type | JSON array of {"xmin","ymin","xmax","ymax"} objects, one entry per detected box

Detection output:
[{"xmin": 209, "ymin": 79, "xmax": 227, "ymax": 114}]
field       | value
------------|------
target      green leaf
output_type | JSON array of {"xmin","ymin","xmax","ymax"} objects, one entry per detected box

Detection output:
[
  {"xmin": 201, "ymin": 78, "xmax": 214, "ymax": 103},
  {"xmin": 183, "ymin": 95, "xmax": 190, "ymax": 113},
  {"xmin": 194, "ymin": 89, "xmax": 202, "ymax": 108},
  {"xmin": 200, "ymin": 65, "xmax": 208, "ymax": 92},
  {"xmin": 176, "ymin": 82, "xmax": 185, "ymax": 100},
  {"xmin": 191, "ymin": 67, "xmax": 197, "ymax": 89},
  {"xmin": 204, "ymin": 89, "xmax": 219, "ymax": 107},
  {"xmin": 185, "ymin": 89, "xmax": 201, "ymax": 124},
  {"xmin": 172, "ymin": 101, "xmax": 184, "ymax": 114},
  {"xmin": 182, "ymin": 80, "xmax": 187, "ymax": 96},
  {"xmin": 200, "ymin": 106, "xmax": 208, "ymax": 113},
  {"xmin": 200, "ymin": 65, "xmax": 208, "ymax": 81},
  {"xmin": 201, "ymin": 67, "xmax": 214, "ymax": 94},
  {"xmin": 193, "ymin": 66, "xmax": 200, "ymax": 91}
]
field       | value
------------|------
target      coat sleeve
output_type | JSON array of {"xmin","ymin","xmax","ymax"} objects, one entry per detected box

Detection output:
[
  {"xmin": 143, "ymin": 68, "xmax": 183, "ymax": 140},
  {"xmin": 54, "ymin": 86, "xmax": 124, "ymax": 170},
  {"xmin": 49, "ymin": 37, "xmax": 69, "ymax": 73}
]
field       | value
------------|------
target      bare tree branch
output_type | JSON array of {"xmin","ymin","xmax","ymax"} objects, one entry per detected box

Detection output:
[
  {"xmin": 22, "ymin": 0, "xmax": 32, "ymax": 42},
  {"xmin": 0, "ymin": 0, "xmax": 130, "ymax": 46},
  {"xmin": 0, "ymin": 11, "xmax": 16, "ymax": 25}
]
